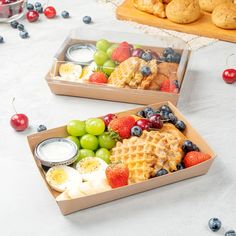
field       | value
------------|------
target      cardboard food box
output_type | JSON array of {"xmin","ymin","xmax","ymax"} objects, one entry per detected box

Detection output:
[
  {"xmin": 27, "ymin": 102, "xmax": 216, "ymax": 215},
  {"xmin": 45, "ymin": 29, "xmax": 191, "ymax": 105}
]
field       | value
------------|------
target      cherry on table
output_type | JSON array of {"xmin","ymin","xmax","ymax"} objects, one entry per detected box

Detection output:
[
  {"xmin": 10, "ymin": 98, "xmax": 29, "ymax": 131},
  {"xmin": 222, "ymin": 69, "xmax": 236, "ymax": 84},
  {"xmin": 26, "ymin": 10, "xmax": 39, "ymax": 22},
  {"xmin": 44, "ymin": 6, "xmax": 56, "ymax": 18}
]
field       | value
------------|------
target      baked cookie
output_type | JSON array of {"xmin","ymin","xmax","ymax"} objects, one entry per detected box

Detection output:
[
  {"xmin": 199, "ymin": 0, "xmax": 233, "ymax": 13},
  {"xmin": 212, "ymin": 3, "xmax": 236, "ymax": 29},
  {"xmin": 166, "ymin": 0, "xmax": 201, "ymax": 24}
]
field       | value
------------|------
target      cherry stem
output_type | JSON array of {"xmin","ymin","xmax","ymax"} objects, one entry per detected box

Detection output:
[
  {"xmin": 226, "ymin": 53, "xmax": 236, "ymax": 68},
  {"xmin": 12, "ymin": 97, "xmax": 17, "ymax": 114}
]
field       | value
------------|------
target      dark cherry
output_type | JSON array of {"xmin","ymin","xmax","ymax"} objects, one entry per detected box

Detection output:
[
  {"xmin": 135, "ymin": 119, "xmax": 152, "ymax": 131},
  {"xmin": 103, "ymin": 113, "xmax": 117, "ymax": 127},
  {"xmin": 149, "ymin": 114, "xmax": 163, "ymax": 129}
]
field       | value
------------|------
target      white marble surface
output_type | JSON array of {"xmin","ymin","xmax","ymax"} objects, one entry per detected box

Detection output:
[{"xmin": 1, "ymin": 0, "xmax": 236, "ymax": 235}]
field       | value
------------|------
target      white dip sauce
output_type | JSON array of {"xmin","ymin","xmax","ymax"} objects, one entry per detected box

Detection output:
[
  {"xmin": 40, "ymin": 141, "xmax": 74, "ymax": 162},
  {"xmin": 70, "ymin": 48, "xmax": 94, "ymax": 62}
]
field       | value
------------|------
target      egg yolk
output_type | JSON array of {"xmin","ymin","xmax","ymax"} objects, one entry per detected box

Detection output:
[
  {"xmin": 49, "ymin": 169, "xmax": 68, "ymax": 184},
  {"xmin": 79, "ymin": 159, "xmax": 101, "ymax": 173}
]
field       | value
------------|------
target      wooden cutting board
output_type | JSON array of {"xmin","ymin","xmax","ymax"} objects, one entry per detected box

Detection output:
[{"xmin": 116, "ymin": 0, "xmax": 236, "ymax": 43}]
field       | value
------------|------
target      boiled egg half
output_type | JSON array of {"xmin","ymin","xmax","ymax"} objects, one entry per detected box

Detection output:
[{"xmin": 46, "ymin": 165, "xmax": 82, "ymax": 192}]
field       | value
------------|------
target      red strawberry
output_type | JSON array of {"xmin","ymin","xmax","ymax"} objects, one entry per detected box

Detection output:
[
  {"xmin": 111, "ymin": 42, "xmax": 131, "ymax": 63},
  {"xmin": 89, "ymin": 72, "xmax": 107, "ymax": 84},
  {"xmin": 160, "ymin": 79, "xmax": 179, "ymax": 94},
  {"xmin": 183, "ymin": 151, "xmax": 211, "ymax": 168},
  {"xmin": 105, "ymin": 163, "xmax": 129, "ymax": 188},
  {"xmin": 108, "ymin": 115, "xmax": 136, "ymax": 139}
]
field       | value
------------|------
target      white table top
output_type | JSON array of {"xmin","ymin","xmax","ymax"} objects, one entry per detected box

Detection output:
[{"xmin": 1, "ymin": 0, "xmax": 236, "ymax": 235}]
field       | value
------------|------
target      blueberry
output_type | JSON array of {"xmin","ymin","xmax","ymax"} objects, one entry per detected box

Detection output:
[
  {"xmin": 144, "ymin": 107, "xmax": 154, "ymax": 117},
  {"xmin": 141, "ymin": 52, "xmax": 152, "ymax": 61},
  {"xmin": 83, "ymin": 16, "xmax": 92, "ymax": 24},
  {"xmin": 36, "ymin": 6, "xmax": 43, "ymax": 13},
  {"xmin": 173, "ymin": 52, "xmax": 181, "ymax": 63},
  {"xmin": 141, "ymin": 66, "xmax": 151, "ymax": 76},
  {"xmin": 10, "ymin": 20, "xmax": 19, "ymax": 29},
  {"xmin": 26, "ymin": 3, "xmax": 34, "ymax": 11},
  {"xmin": 166, "ymin": 53, "xmax": 175, "ymax": 62},
  {"xmin": 163, "ymin": 47, "xmax": 174, "ymax": 57},
  {"xmin": 0, "ymin": 36, "xmax": 4, "ymax": 43},
  {"xmin": 37, "ymin": 125, "xmax": 47, "ymax": 132},
  {"xmin": 182, "ymin": 140, "xmax": 194, "ymax": 152},
  {"xmin": 175, "ymin": 120, "xmax": 186, "ymax": 131},
  {"xmin": 160, "ymin": 105, "xmax": 172, "ymax": 114},
  {"xmin": 17, "ymin": 23, "xmax": 24, "ymax": 31},
  {"xmin": 34, "ymin": 2, "xmax": 41, "ymax": 8},
  {"xmin": 192, "ymin": 144, "xmax": 200, "ymax": 152},
  {"xmin": 159, "ymin": 56, "xmax": 167, "ymax": 62},
  {"xmin": 225, "ymin": 230, "xmax": 236, "ymax": 236},
  {"xmin": 156, "ymin": 169, "xmax": 168, "ymax": 176},
  {"xmin": 168, "ymin": 113, "xmax": 177, "ymax": 124},
  {"xmin": 177, "ymin": 163, "xmax": 184, "ymax": 170},
  {"xmin": 160, "ymin": 111, "xmax": 169, "ymax": 121},
  {"xmin": 208, "ymin": 218, "xmax": 222, "ymax": 232},
  {"xmin": 146, "ymin": 110, "xmax": 155, "ymax": 118},
  {"xmin": 173, "ymin": 80, "xmax": 179, "ymax": 89},
  {"xmin": 137, "ymin": 110, "xmax": 145, "ymax": 118},
  {"xmin": 131, "ymin": 126, "xmax": 142, "ymax": 137},
  {"xmin": 19, "ymin": 31, "xmax": 29, "ymax": 39},
  {"xmin": 61, "ymin": 10, "xmax": 69, "ymax": 18}
]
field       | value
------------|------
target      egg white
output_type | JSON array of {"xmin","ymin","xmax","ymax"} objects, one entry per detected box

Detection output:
[{"xmin": 46, "ymin": 165, "xmax": 82, "ymax": 192}]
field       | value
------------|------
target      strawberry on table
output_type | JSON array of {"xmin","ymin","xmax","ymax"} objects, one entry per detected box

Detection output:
[
  {"xmin": 89, "ymin": 72, "xmax": 107, "ymax": 84},
  {"xmin": 108, "ymin": 115, "xmax": 136, "ymax": 139},
  {"xmin": 111, "ymin": 42, "xmax": 131, "ymax": 63},
  {"xmin": 183, "ymin": 151, "xmax": 211, "ymax": 168},
  {"xmin": 160, "ymin": 79, "xmax": 179, "ymax": 94},
  {"xmin": 105, "ymin": 163, "xmax": 129, "ymax": 188}
]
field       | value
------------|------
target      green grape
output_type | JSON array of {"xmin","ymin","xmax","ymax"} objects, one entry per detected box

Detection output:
[
  {"xmin": 94, "ymin": 51, "xmax": 108, "ymax": 66},
  {"xmin": 75, "ymin": 149, "xmax": 95, "ymax": 163},
  {"xmin": 96, "ymin": 148, "xmax": 110, "ymax": 164},
  {"xmin": 96, "ymin": 39, "xmax": 110, "ymax": 52},
  {"xmin": 102, "ymin": 60, "xmax": 116, "ymax": 76},
  {"xmin": 67, "ymin": 136, "xmax": 80, "ymax": 149},
  {"xmin": 80, "ymin": 134, "xmax": 98, "ymax": 150},
  {"xmin": 85, "ymin": 118, "xmax": 105, "ymax": 135},
  {"xmin": 98, "ymin": 132, "xmax": 116, "ymax": 149},
  {"xmin": 134, "ymin": 44, "xmax": 142, "ymax": 49},
  {"xmin": 106, "ymin": 44, "xmax": 118, "ymax": 58},
  {"xmin": 67, "ymin": 120, "xmax": 86, "ymax": 136}
]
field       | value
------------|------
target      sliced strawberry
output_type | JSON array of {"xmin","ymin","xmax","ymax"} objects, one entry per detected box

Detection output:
[
  {"xmin": 89, "ymin": 72, "xmax": 107, "ymax": 84},
  {"xmin": 160, "ymin": 79, "xmax": 179, "ymax": 94},
  {"xmin": 111, "ymin": 41, "xmax": 131, "ymax": 63},
  {"xmin": 105, "ymin": 163, "xmax": 129, "ymax": 188},
  {"xmin": 183, "ymin": 151, "xmax": 211, "ymax": 168}
]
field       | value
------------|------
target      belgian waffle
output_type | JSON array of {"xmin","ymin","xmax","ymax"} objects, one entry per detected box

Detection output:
[{"xmin": 110, "ymin": 123, "xmax": 185, "ymax": 183}]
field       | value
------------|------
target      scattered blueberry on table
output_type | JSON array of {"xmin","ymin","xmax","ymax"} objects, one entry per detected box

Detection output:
[
  {"xmin": 19, "ymin": 31, "xmax": 29, "ymax": 39},
  {"xmin": 0, "ymin": 36, "xmax": 4, "ymax": 43},
  {"xmin": 17, "ymin": 23, "xmax": 24, "ymax": 31},
  {"xmin": 26, "ymin": 3, "xmax": 34, "ymax": 11},
  {"xmin": 61, "ymin": 10, "xmax": 69, "ymax": 18},
  {"xmin": 36, "ymin": 6, "xmax": 43, "ymax": 13},
  {"xmin": 37, "ymin": 125, "xmax": 47, "ymax": 132},
  {"xmin": 10, "ymin": 20, "xmax": 19, "ymax": 29},
  {"xmin": 83, "ymin": 16, "xmax": 92, "ymax": 24},
  {"xmin": 225, "ymin": 230, "xmax": 236, "ymax": 236},
  {"xmin": 208, "ymin": 218, "xmax": 222, "ymax": 232},
  {"xmin": 34, "ymin": 2, "xmax": 41, "ymax": 8}
]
